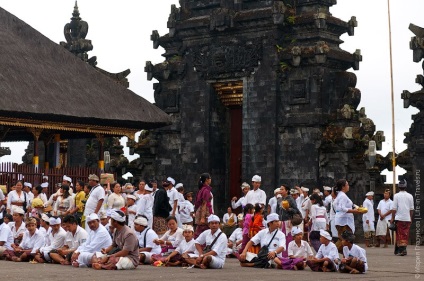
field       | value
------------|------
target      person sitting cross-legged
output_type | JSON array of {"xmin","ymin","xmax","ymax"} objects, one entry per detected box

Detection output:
[
  {"xmin": 3, "ymin": 217, "xmax": 44, "ymax": 262},
  {"xmin": 239, "ymin": 213, "xmax": 285, "ymax": 268},
  {"xmin": 339, "ymin": 231, "xmax": 368, "ymax": 274},
  {"xmin": 34, "ymin": 217, "xmax": 66, "ymax": 263},
  {"xmin": 91, "ymin": 210, "xmax": 139, "ymax": 270},
  {"xmin": 165, "ymin": 224, "xmax": 196, "ymax": 266},
  {"xmin": 71, "ymin": 213, "xmax": 112, "ymax": 268},
  {"xmin": 187, "ymin": 214, "xmax": 228, "ymax": 269},
  {"xmin": 306, "ymin": 230, "xmax": 339, "ymax": 272},
  {"xmin": 49, "ymin": 215, "xmax": 87, "ymax": 265},
  {"xmin": 133, "ymin": 216, "xmax": 161, "ymax": 265}
]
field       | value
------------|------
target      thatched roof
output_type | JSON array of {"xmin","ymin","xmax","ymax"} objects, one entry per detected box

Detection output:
[{"xmin": 0, "ymin": 7, "xmax": 170, "ymax": 137}]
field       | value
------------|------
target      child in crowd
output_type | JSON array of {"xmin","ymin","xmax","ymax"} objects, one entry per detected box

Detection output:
[
  {"xmin": 275, "ymin": 227, "xmax": 313, "ymax": 270},
  {"xmin": 339, "ymin": 230, "xmax": 368, "ymax": 274},
  {"xmin": 306, "ymin": 230, "xmax": 339, "ymax": 272}
]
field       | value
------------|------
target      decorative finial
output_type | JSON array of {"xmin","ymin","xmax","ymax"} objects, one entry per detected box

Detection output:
[{"xmin": 72, "ymin": 1, "xmax": 81, "ymax": 21}]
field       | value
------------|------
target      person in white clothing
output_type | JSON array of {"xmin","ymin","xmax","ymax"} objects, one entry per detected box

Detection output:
[
  {"xmin": 227, "ymin": 214, "xmax": 243, "ymax": 256},
  {"xmin": 35, "ymin": 217, "xmax": 66, "ymax": 263},
  {"xmin": 362, "ymin": 191, "xmax": 375, "ymax": 247},
  {"xmin": 134, "ymin": 216, "xmax": 161, "ymax": 264},
  {"xmin": 71, "ymin": 213, "xmax": 112, "ymax": 268},
  {"xmin": 193, "ymin": 214, "xmax": 228, "ymax": 269},
  {"xmin": 126, "ymin": 195, "xmax": 137, "ymax": 229},
  {"xmin": 23, "ymin": 182, "xmax": 34, "ymax": 209},
  {"xmin": 38, "ymin": 214, "xmax": 51, "ymax": 246},
  {"xmin": 179, "ymin": 192, "xmax": 194, "ymax": 225},
  {"xmin": 83, "ymin": 174, "xmax": 105, "ymax": 231},
  {"xmin": 9, "ymin": 207, "xmax": 26, "ymax": 244},
  {"xmin": 3, "ymin": 217, "xmax": 44, "ymax": 262},
  {"xmin": 339, "ymin": 230, "xmax": 368, "ymax": 274},
  {"xmin": 166, "ymin": 224, "xmax": 196, "ymax": 266},
  {"xmin": 244, "ymin": 175, "xmax": 266, "ymax": 207},
  {"xmin": 165, "ymin": 177, "xmax": 180, "ymax": 222},
  {"xmin": 49, "ymin": 215, "xmax": 88, "ymax": 265},
  {"xmin": 309, "ymin": 193, "xmax": 329, "ymax": 252},
  {"xmin": 267, "ymin": 188, "xmax": 282, "ymax": 215},
  {"xmin": 6, "ymin": 181, "xmax": 30, "ymax": 215},
  {"xmin": 0, "ymin": 217, "xmax": 13, "ymax": 256},
  {"xmin": 231, "ymin": 182, "xmax": 251, "ymax": 210},
  {"xmin": 274, "ymin": 227, "xmax": 313, "ymax": 270},
  {"xmin": 239, "ymin": 213, "xmax": 285, "ymax": 268},
  {"xmin": 136, "ymin": 186, "xmax": 154, "ymax": 228},
  {"xmin": 222, "ymin": 207, "xmax": 237, "ymax": 237},
  {"xmin": 306, "ymin": 230, "xmax": 339, "ymax": 272},
  {"xmin": 376, "ymin": 189, "xmax": 392, "ymax": 247},
  {"xmin": 390, "ymin": 179, "xmax": 414, "ymax": 256}
]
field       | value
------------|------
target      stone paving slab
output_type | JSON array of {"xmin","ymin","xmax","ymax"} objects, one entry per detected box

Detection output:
[{"xmin": 0, "ymin": 245, "xmax": 422, "ymax": 281}]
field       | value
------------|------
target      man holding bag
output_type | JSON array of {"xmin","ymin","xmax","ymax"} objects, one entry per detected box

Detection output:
[
  {"xmin": 239, "ymin": 213, "xmax": 286, "ymax": 268},
  {"xmin": 193, "ymin": 214, "xmax": 227, "ymax": 269}
]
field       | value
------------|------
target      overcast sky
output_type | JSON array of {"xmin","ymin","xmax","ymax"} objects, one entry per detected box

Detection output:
[{"xmin": 0, "ymin": 0, "xmax": 422, "ymax": 183}]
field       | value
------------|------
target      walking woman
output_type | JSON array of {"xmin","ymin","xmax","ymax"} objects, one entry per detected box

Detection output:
[
  {"xmin": 194, "ymin": 173, "xmax": 213, "ymax": 238},
  {"xmin": 334, "ymin": 179, "xmax": 361, "ymax": 252}
]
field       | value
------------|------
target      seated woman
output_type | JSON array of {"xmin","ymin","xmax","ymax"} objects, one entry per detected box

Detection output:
[
  {"xmin": 227, "ymin": 214, "xmax": 244, "ymax": 257},
  {"xmin": 3, "ymin": 217, "xmax": 44, "ymax": 262},
  {"xmin": 306, "ymin": 230, "xmax": 339, "ymax": 272},
  {"xmin": 339, "ymin": 231, "xmax": 368, "ymax": 274},
  {"xmin": 152, "ymin": 216, "xmax": 183, "ymax": 257},
  {"xmin": 53, "ymin": 185, "xmax": 74, "ymax": 218},
  {"xmin": 9, "ymin": 207, "xmax": 26, "ymax": 245},
  {"xmin": 274, "ymin": 227, "xmax": 313, "ymax": 270},
  {"xmin": 239, "ymin": 213, "xmax": 285, "ymax": 268},
  {"xmin": 222, "ymin": 207, "xmax": 237, "ymax": 238},
  {"xmin": 165, "ymin": 224, "xmax": 196, "ymax": 266}
]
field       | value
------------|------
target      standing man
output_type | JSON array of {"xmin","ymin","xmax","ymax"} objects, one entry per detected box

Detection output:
[
  {"xmin": 362, "ymin": 191, "xmax": 375, "ymax": 247},
  {"xmin": 231, "ymin": 182, "xmax": 251, "ymax": 210},
  {"xmin": 323, "ymin": 186, "xmax": 333, "ymax": 213},
  {"xmin": 165, "ymin": 177, "xmax": 179, "ymax": 218},
  {"xmin": 267, "ymin": 188, "xmax": 282, "ymax": 215},
  {"xmin": 375, "ymin": 189, "xmax": 392, "ymax": 248},
  {"xmin": 390, "ymin": 179, "xmax": 414, "ymax": 256},
  {"xmin": 244, "ymin": 175, "xmax": 266, "ymax": 207},
  {"xmin": 83, "ymin": 175, "xmax": 104, "ymax": 231},
  {"xmin": 296, "ymin": 186, "xmax": 312, "ymax": 240}
]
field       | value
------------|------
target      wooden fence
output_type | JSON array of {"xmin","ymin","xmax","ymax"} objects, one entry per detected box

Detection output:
[{"xmin": 0, "ymin": 162, "xmax": 107, "ymax": 196}]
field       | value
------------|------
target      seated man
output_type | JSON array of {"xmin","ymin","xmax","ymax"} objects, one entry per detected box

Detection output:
[
  {"xmin": 34, "ymin": 217, "xmax": 66, "ymax": 263},
  {"xmin": 165, "ymin": 224, "xmax": 196, "ymax": 266},
  {"xmin": 239, "ymin": 213, "xmax": 285, "ymax": 268},
  {"xmin": 306, "ymin": 230, "xmax": 339, "ymax": 272},
  {"xmin": 3, "ymin": 217, "xmax": 44, "ymax": 262},
  {"xmin": 0, "ymin": 217, "xmax": 15, "ymax": 259},
  {"xmin": 71, "ymin": 213, "xmax": 112, "ymax": 268},
  {"xmin": 49, "ymin": 215, "xmax": 88, "ymax": 265},
  {"xmin": 133, "ymin": 216, "xmax": 161, "ymax": 264},
  {"xmin": 227, "ymin": 214, "xmax": 243, "ymax": 257},
  {"xmin": 339, "ymin": 231, "xmax": 368, "ymax": 274},
  {"xmin": 92, "ymin": 210, "xmax": 139, "ymax": 270},
  {"xmin": 274, "ymin": 227, "xmax": 313, "ymax": 270},
  {"xmin": 191, "ymin": 214, "xmax": 228, "ymax": 269}
]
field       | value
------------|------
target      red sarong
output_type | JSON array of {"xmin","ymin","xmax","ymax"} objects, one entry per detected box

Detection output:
[{"xmin": 396, "ymin": 221, "xmax": 411, "ymax": 246}]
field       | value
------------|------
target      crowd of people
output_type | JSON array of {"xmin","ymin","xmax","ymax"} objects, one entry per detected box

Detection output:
[{"xmin": 0, "ymin": 173, "xmax": 415, "ymax": 273}]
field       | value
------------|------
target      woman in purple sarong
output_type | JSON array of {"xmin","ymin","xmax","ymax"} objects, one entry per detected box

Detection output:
[
  {"xmin": 237, "ymin": 204, "xmax": 254, "ymax": 255},
  {"xmin": 274, "ymin": 227, "xmax": 314, "ymax": 270},
  {"xmin": 194, "ymin": 173, "xmax": 213, "ymax": 238}
]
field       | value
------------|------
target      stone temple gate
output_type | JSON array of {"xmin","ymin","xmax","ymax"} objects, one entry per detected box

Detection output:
[{"xmin": 135, "ymin": 0, "xmax": 386, "ymax": 217}]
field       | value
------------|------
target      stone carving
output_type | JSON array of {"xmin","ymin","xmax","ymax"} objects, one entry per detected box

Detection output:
[{"xmin": 59, "ymin": 1, "xmax": 96, "ymax": 65}]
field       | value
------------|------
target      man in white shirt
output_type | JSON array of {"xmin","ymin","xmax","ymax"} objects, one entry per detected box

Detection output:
[
  {"xmin": 306, "ymin": 230, "xmax": 339, "ymax": 272},
  {"xmin": 23, "ymin": 182, "xmax": 34, "ymax": 207},
  {"xmin": 376, "ymin": 189, "xmax": 392, "ymax": 248},
  {"xmin": 194, "ymin": 214, "xmax": 228, "ymax": 269},
  {"xmin": 340, "ymin": 230, "xmax": 368, "ymax": 274},
  {"xmin": 36, "ymin": 217, "xmax": 66, "ymax": 262},
  {"xmin": 0, "ymin": 218, "xmax": 13, "ymax": 256},
  {"xmin": 83, "ymin": 174, "xmax": 105, "ymax": 231},
  {"xmin": 239, "ymin": 213, "xmax": 285, "ymax": 268},
  {"xmin": 71, "ymin": 213, "xmax": 112, "ymax": 268},
  {"xmin": 49, "ymin": 215, "xmax": 88, "ymax": 265},
  {"xmin": 165, "ymin": 177, "xmax": 179, "ymax": 218},
  {"xmin": 267, "ymin": 188, "xmax": 281, "ymax": 215},
  {"xmin": 323, "ymin": 186, "xmax": 333, "ymax": 212},
  {"xmin": 245, "ymin": 175, "xmax": 266, "ymax": 207},
  {"xmin": 227, "ymin": 214, "xmax": 244, "ymax": 256},
  {"xmin": 296, "ymin": 186, "xmax": 312, "ymax": 240},
  {"xmin": 390, "ymin": 179, "xmax": 414, "ymax": 256},
  {"xmin": 135, "ymin": 216, "xmax": 161, "ymax": 264},
  {"xmin": 362, "ymin": 191, "xmax": 375, "ymax": 247},
  {"xmin": 231, "ymin": 182, "xmax": 251, "ymax": 210}
]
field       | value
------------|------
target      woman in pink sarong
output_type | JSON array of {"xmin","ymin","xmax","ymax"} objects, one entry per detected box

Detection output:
[
  {"xmin": 237, "ymin": 204, "xmax": 254, "ymax": 254},
  {"xmin": 194, "ymin": 173, "xmax": 213, "ymax": 238}
]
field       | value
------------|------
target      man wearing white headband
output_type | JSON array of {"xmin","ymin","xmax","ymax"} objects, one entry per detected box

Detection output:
[
  {"xmin": 245, "ymin": 175, "xmax": 266, "ymax": 207},
  {"xmin": 134, "ymin": 216, "xmax": 161, "ymax": 264},
  {"xmin": 164, "ymin": 177, "xmax": 179, "ymax": 221},
  {"xmin": 362, "ymin": 191, "xmax": 375, "ymax": 247},
  {"xmin": 92, "ymin": 210, "xmax": 139, "ymax": 270},
  {"xmin": 268, "ymin": 188, "xmax": 282, "ymax": 215},
  {"xmin": 306, "ymin": 229, "xmax": 339, "ymax": 272},
  {"xmin": 192, "ymin": 214, "xmax": 227, "ymax": 269},
  {"xmin": 62, "ymin": 176, "xmax": 74, "ymax": 195},
  {"xmin": 165, "ymin": 224, "xmax": 196, "ymax": 266},
  {"xmin": 239, "ymin": 213, "xmax": 285, "ymax": 268},
  {"xmin": 23, "ymin": 182, "xmax": 34, "ymax": 206},
  {"xmin": 231, "ymin": 182, "xmax": 251, "ymax": 210},
  {"xmin": 71, "ymin": 213, "xmax": 112, "ymax": 268},
  {"xmin": 136, "ymin": 186, "xmax": 154, "ymax": 229},
  {"xmin": 83, "ymin": 175, "xmax": 104, "ymax": 231},
  {"xmin": 35, "ymin": 217, "xmax": 66, "ymax": 263}
]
